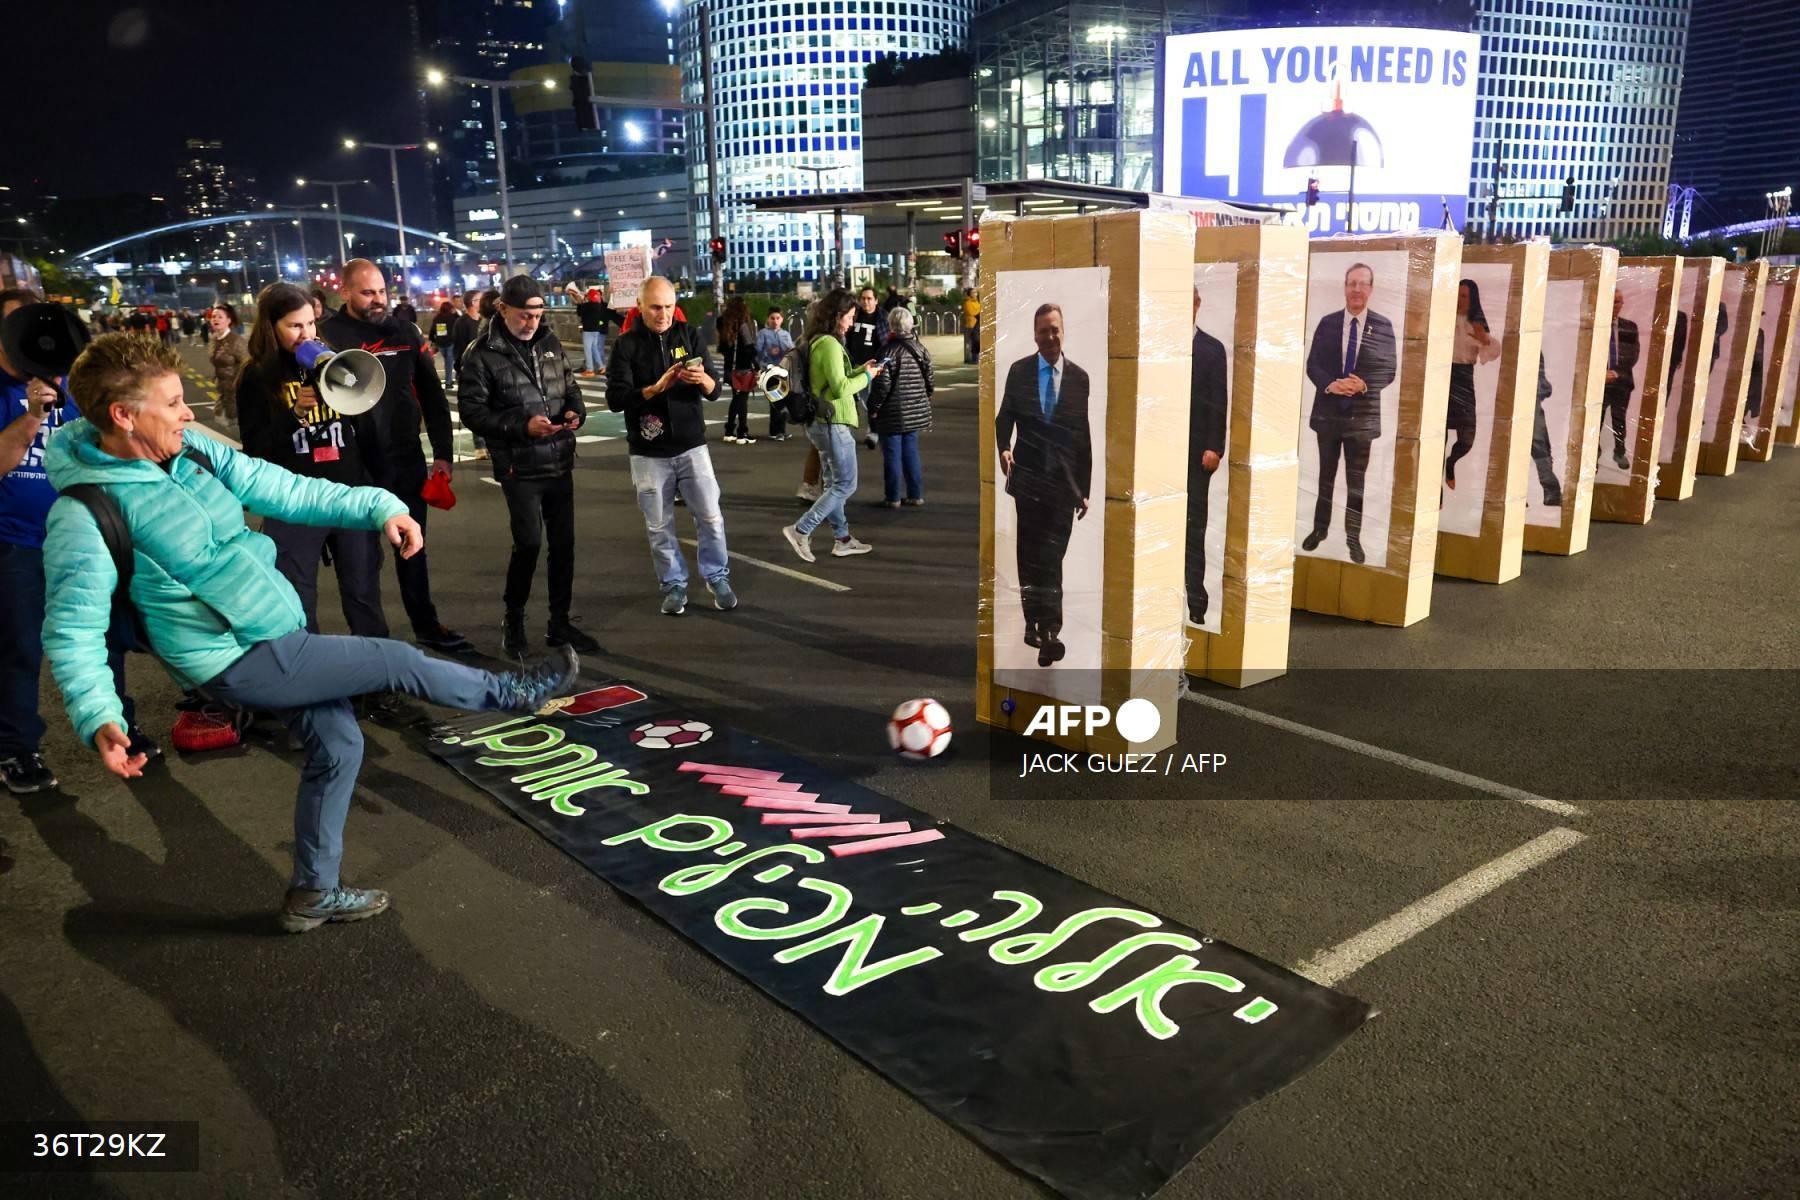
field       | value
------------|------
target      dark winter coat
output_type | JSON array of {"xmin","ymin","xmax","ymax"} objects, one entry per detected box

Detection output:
[
  {"xmin": 867, "ymin": 335, "xmax": 934, "ymax": 436},
  {"xmin": 456, "ymin": 318, "xmax": 585, "ymax": 480}
]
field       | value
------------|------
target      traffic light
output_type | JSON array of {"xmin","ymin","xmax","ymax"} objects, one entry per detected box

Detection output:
[
  {"xmin": 570, "ymin": 56, "xmax": 598, "ymax": 132},
  {"xmin": 966, "ymin": 227, "xmax": 980, "ymax": 258},
  {"xmin": 1560, "ymin": 177, "xmax": 1576, "ymax": 215},
  {"xmin": 1305, "ymin": 177, "xmax": 1320, "ymax": 207},
  {"xmin": 709, "ymin": 235, "xmax": 727, "ymax": 262},
  {"xmin": 943, "ymin": 230, "xmax": 962, "ymax": 259}
]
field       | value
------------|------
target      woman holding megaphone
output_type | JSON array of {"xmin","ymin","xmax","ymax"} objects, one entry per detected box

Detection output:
[{"xmin": 236, "ymin": 283, "xmax": 390, "ymax": 639}]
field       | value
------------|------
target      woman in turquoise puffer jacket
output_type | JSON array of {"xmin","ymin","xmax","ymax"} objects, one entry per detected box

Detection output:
[{"xmin": 41, "ymin": 333, "xmax": 579, "ymax": 933}]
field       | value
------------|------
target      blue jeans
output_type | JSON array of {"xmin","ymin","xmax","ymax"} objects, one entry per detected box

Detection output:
[
  {"xmin": 798, "ymin": 422, "xmax": 857, "ymax": 538},
  {"xmin": 0, "ymin": 540, "xmax": 134, "ymax": 756},
  {"xmin": 582, "ymin": 331, "xmax": 606, "ymax": 372},
  {"xmin": 628, "ymin": 447, "xmax": 730, "ymax": 589},
  {"xmin": 439, "ymin": 343, "xmax": 457, "ymax": 388},
  {"xmin": 203, "ymin": 630, "xmax": 517, "ymax": 891},
  {"xmin": 880, "ymin": 430, "xmax": 923, "ymax": 502}
]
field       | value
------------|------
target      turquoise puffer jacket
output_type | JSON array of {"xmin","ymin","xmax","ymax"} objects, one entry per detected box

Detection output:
[{"xmin": 42, "ymin": 419, "xmax": 409, "ymax": 746}]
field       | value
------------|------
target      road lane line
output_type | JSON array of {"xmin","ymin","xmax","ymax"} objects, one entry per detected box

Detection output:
[
  {"xmin": 1295, "ymin": 827, "xmax": 1588, "ymax": 987},
  {"xmin": 1183, "ymin": 691, "xmax": 1585, "ymax": 818},
  {"xmin": 677, "ymin": 538, "xmax": 850, "ymax": 592}
]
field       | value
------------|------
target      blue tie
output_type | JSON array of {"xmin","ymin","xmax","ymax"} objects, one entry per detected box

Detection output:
[
  {"xmin": 1344, "ymin": 316, "xmax": 1360, "ymax": 376},
  {"xmin": 1039, "ymin": 361, "xmax": 1056, "ymax": 418}
]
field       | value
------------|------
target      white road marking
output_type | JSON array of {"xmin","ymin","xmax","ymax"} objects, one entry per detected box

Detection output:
[
  {"xmin": 677, "ymin": 539, "xmax": 850, "ymax": 592},
  {"xmin": 1183, "ymin": 691, "xmax": 1586, "ymax": 818},
  {"xmin": 1295, "ymin": 827, "xmax": 1588, "ymax": 987}
]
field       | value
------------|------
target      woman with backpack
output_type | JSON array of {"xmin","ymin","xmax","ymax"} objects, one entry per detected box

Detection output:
[
  {"xmin": 781, "ymin": 289, "xmax": 883, "ymax": 563},
  {"xmin": 866, "ymin": 305, "xmax": 934, "ymax": 507},
  {"xmin": 717, "ymin": 296, "xmax": 759, "ymax": 444},
  {"xmin": 234, "ymin": 282, "xmax": 390, "ymax": 639}
]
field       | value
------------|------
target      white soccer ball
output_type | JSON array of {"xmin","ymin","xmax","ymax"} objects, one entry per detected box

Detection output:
[
  {"xmin": 887, "ymin": 699, "xmax": 952, "ymax": 761},
  {"xmin": 630, "ymin": 719, "xmax": 715, "ymax": 751}
]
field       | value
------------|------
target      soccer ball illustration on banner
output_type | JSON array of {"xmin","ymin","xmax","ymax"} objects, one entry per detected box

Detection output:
[
  {"xmin": 630, "ymin": 719, "xmax": 714, "ymax": 750},
  {"xmin": 887, "ymin": 699, "xmax": 952, "ymax": 760}
]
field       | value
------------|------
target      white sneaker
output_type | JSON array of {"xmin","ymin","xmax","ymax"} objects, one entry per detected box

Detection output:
[
  {"xmin": 795, "ymin": 482, "xmax": 823, "ymax": 502},
  {"xmin": 781, "ymin": 523, "xmax": 816, "ymax": 564},
  {"xmin": 723, "ymin": 435, "xmax": 740, "ymax": 444},
  {"xmin": 738, "ymin": 435, "xmax": 758, "ymax": 445},
  {"xmin": 831, "ymin": 536, "xmax": 873, "ymax": 557}
]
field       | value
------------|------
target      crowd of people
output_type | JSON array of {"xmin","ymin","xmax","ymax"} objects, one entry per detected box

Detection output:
[{"xmin": 1, "ymin": 265, "xmax": 946, "ymax": 929}]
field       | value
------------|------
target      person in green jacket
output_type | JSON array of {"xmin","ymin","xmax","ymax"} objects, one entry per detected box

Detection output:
[
  {"xmin": 780, "ymin": 289, "xmax": 883, "ymax": 564},
  {"xmin": 41, "ymin": 334, "xmax": 580, "ymax": 933}
]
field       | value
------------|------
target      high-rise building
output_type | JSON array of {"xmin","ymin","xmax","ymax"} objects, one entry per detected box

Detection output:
[
  {"xmin": 416, "ymin": 0, "xmax": 557, "ymax": 229},
  {"xmin": 1467, "ymin": 0, "xmax": 1690, "ymax": 242},
  {"xmin": 1670, "ymin": 0, "xmax": 1800, "ymax": 230},
  {"xmin": 177, "ymin": 139, "xmax": 256, "ymax": 220},
  {"xmin": 677, "ymin": 0, "xmax": 974, "ymax": 279}
]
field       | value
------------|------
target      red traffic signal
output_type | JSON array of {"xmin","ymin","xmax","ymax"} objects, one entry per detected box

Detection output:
[
  {"xmin": 966, "ymin": 227, "xmax": 980, "ymax": 257},
  {"xmin": 943, "ymin": 230, "xmax": 962, "ymax": 259},
  {"xmin": 708, "ymin": 236, "xmax": 727, "ymax": 261}
]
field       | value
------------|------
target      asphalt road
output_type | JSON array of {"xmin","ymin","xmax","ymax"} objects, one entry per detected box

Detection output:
[{"xmin": 1, "ymin": 337, "xmax": 1795, "ymax": 1199}]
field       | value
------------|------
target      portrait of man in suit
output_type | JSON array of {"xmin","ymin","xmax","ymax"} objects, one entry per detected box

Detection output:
[
  {"xmin": 1300, "ymin": 262, "xmax": 1397, "ymax": 565},
  {"xmin": 1528, "ymin": 352, "xmax": 1563, "ymax": 507},
  {"xmin": 1186, "ymin": 286, "xmax": 1229, "ymax": 626},
  {"xmin": 1667, "ymin": 307, "xmax": 1688, "ymax": 393},
  {"xmin": 996, "ymin": 302, "xmax": 1092, "ymax": 668},
  {"xmin": 1600, "ymin": 288, "xmax": 1639, "ymax": 471}
]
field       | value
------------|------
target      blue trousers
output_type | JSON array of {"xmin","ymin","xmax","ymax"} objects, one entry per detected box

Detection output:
[
  {"xmin": 203, "ymin": 630, "xmax": 516, "ymax": 891},
  {"xmin": 797, "ymin": 422, "xmax": 857, "ymax": 538},
  {"xmin": 582, "ymin": 331, "xmax": 606, "ymax": 373},
  {"xmin": 880, "ymin": 430, "xmax": 923, "ymax": 502},
  {"xmin": 0, "ymin": 540, "xmax": 134, "ymax": 757}
]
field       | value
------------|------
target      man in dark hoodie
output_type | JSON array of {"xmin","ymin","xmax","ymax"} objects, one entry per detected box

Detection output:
[
  {"xmin": 606, "ymin": 275, "xmax": 736, "ymax": 616},
  {"xmin": 322, "ymin": 260, "xmax": 472, "ymax": 655},
  {"xmin": 457, "ymin": 276, "xmax": 597, "ymax": 658}
]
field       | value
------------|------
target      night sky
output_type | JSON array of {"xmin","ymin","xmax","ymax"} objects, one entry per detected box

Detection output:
[{"xmin": 14, "ymin": 1, "xmax": 434, "ymax": 223}]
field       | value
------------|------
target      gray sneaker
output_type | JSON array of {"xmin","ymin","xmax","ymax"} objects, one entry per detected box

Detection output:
[
  {"xmin": 709, "ymin": 578, "xmax": 739, "ymax": 611},
  {"xmin": 661, "ymin": 584, "xmax": 688, "ymax": 616},
  {"xmin": 281, "ymin": 885, "xmax": 390, "ymax": 934},
  {"xmin": 781, "ymin": 523, "xmax": 815, "ymax": 563},
  {"xmin": 498, "ymin": 645, "xmax": 581, "ymax": 713},
  {"xmin": 831, "ymin": 536, "xmax": 873, "ymax": 557}
]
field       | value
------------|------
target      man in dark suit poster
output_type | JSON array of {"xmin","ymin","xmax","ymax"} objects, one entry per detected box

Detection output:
[
  {"xmin": 1600, "ymin": 289, "xmax": 1639, "ymax": 470},
  {"xmin": 1187, "ymin": 287, "xmax": 1228, "ymax": 625},
  {"xmin": 1529, "ymin": 352, "xmax": 1563, "ymax": 507},
  {"xmin": 996, "ymin": 303, "xmax": 1092, "ymax": 668},
  {"xmin": 1301, "ymin": 262, "xmax": 1397, "ymax": 565},
  {"xmin": 1667, "ymin": 307, "xmax": 1688, "ymax": 393}
]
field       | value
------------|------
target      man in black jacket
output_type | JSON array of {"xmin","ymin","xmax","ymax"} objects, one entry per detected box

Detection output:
[
  {"xmin": 322, "ymin": 260, "xmax": 472, "ymax": 654},
  {"xmin": 606, "ymin": 275, "xmax": 736, "ymax": 617},
  {"xmin": 1600, "ymin": 289, "xmax": 1639, "ymax": 470},
  {"xmin": 458, "ymin": 275, "xmax": 596, "ymax": 657},
  {"xmin": 996, "ymin": 302, "xmax": 1091, "ymax": 667},
  {"xmin": 1186, "ymin": 288, "xmax": 1229, "ymax": 626},
  {"xmin": 1300, "ymin": 262, "xmax": 1397, "ymax": 565}
]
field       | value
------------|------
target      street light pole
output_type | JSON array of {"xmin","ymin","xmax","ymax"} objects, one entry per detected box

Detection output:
[
  {"xmin": 295, "ymin": 177, "xmax": 363, "ymax": 269},
  {"xmin": 344, "ymin": 138, "xmax": 440, "ymax": 295},
  {"xmin": 426, "ymin": 69, "xmax": 556, "ymax": 279},
  {"xmin": 796, "ymin": 164, "xmax": 845, "ymax": 285},
  {"xmin": 699, "ymin": 2, "xmax": 724, "ymax": 308}
]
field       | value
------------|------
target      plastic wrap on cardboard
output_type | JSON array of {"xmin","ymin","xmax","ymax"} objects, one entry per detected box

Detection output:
[
  {"xmin": 1182, "ymin": 224, "xmax": 1308, "ymax": 687},
  {"xmin": 1654, "ymin": 256, "xmax": 1727, "ymax": 503},
  {"xmin": 974, "ymin": 211, "xmax": 1192, "ymax": 753},
  {"xmin": 1692, "ymin": 260, "xmax": 1767, "ymax": 480},
  {"xmin": 1432, "ymin": 241, "xmax": 1551, "ymax": 585},
  {"xmin": 1526, "ymin": 245, "xmax": 1618, "ymax": 555},
  {"xmin": 1290, "ymin": 231, "xmax": 1463, "ymax": 627},
  {"xmin": 1739, "ymin": 265, "xmax": 1799, "ymax": 462},
  {"xmin": 1589, "ymin": 255, "xmax": 1684, "ymax": 524}
]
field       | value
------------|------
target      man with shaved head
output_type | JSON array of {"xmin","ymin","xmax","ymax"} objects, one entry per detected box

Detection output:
[
  {"xmin": 606, "ymin": 275, "xmax": 736, "ymax": 616},
  {"xmin": 321, "ymin": 259, "xmax": 472, "ymax": 655}
]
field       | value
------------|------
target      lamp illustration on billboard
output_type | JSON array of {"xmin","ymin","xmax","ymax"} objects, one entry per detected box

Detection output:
[{"xmin": 1283, "ymin": 80, "xmax": 1383, "ymax": 232}]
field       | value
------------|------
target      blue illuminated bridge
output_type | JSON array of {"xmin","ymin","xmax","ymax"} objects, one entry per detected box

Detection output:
[{"xmin": 67, "ymin": 210, "xmax": 473, "ymax": 264}]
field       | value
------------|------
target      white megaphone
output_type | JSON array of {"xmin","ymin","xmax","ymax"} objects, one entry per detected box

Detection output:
[{"xmin": 294, "ymin": 339, "xmax": 386, "ymax": 416}]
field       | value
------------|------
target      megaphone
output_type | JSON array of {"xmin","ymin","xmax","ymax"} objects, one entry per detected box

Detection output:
[
  {"xmin": 293, "ymin": 339, "xmax": 386, "ymax": 415},
  {"xmin": 758, "ymin": 362, "xmax": 791, "ymax": 403},
  {"xmin": 0, "ymin": 303, "xmax": 91, "ymax": 382}
]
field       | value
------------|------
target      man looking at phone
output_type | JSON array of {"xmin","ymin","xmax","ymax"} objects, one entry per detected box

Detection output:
[
  {"xmin": 606, "ymin": 275, "xmax": 737, "ymax": 617},
  {"xmin": 458, "ymin": 276, "xmax": 596, "ymax": 659},
  {"xmin": 0, "ymin": 291, "xmax": 152, "ymax": 792}
]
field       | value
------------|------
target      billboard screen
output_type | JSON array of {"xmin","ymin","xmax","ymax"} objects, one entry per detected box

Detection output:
[{"xmin": 1162, "ymin": 27, "xmax": 1480, "ymax": 236}]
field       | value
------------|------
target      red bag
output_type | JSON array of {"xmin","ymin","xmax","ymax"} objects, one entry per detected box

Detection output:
[
  {"xmin": 421, "ymin": 468, "xmax": 456, "ymax": 511},
  {"xmin": 171, "ymin": 707, "xmax": 245, "ymax": 753},
  {"xmin": 731, "ymin": 369, "xmax": 758, "ymax": 393}
]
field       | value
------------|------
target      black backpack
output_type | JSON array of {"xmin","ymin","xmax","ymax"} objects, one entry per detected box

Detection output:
[
  {"xmin": 779, "ymin": 336, "xmax": 817, "ymax": 425},
  {"xmin": 60, "ymin": 448, "xmax": 215, "ymax": 653}
]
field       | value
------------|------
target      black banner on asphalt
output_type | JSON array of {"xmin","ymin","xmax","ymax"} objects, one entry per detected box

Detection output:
[{"xmin": 428, "ymin": 680, "xmax": 1373, "ymax": 1200}]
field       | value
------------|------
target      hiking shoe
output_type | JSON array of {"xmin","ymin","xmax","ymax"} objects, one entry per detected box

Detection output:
[
  {"xmin": 417, "ymin": 624, "xmax": 476, "ymax": 656},
  {"xmin": 498, "ymin": 645, "xmax": 580, "ymax": 713},
  {"xmin": 795, "ymin": 482, "xmax": 823, "ymax": 502},
  {"xmin": 832, "ymin": 536, "xmax": 873, "ymax": 557},
  {"xmin": 1, "ymin": 753, "xmax": 56, "ymax": 795},
  {"xmin": 709, "ymin": 578, "xmax": 739, "ymax": 611},
  {"xmin": 781, "ymin": 523, "xmax": 815, "ymax": 563},
  {"xmin": 546, "ymin": 618, "xmax": 601, "ymax": 654},
  {"xmin": 661, "ymin": 585, "xmax": 688, "ymax": 616},
  {"xmin": 501, "ymin": 610, "xmax": 529, "ymax": 660},
  {"xmin": 281, "ymin": 885, "xmax": 390, "ymax": 934}
]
